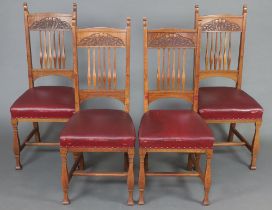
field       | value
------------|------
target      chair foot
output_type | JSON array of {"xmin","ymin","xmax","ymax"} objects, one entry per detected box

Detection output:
[
  {"xmin": 250, "ymin": 150, "xmax": 257, "ymax": 170},
  {"xmin": 202, "ymin": 198, "xmax": 210, "ymax": 206},
  {"xmin": 15, "ymin": 165, "xmax": 22, "ymax": 170},
  {"xmin": 62, "ymin": 198, "xmax": 70, "ymax": 205},
  {"xmin": 128, "ymin": 200, "xmax": 134, "ymax": 206},
  {"xmin": 15, "ymin": 155, "xmax": 22, "ymax": 170},
  {"xmin": 127, "ymin": 191, "xmax": 134, "ymax": 205},
  {"xmin": 138, "ymin": 191, "xmax": 144, "ymax": 205},
  {"xmin": 62, "ymin": 189, "xmax": 70, "ymax": 205},
  {"xmin": 250, "ymin": 165, "xmax": 256, "ymax": 170}
]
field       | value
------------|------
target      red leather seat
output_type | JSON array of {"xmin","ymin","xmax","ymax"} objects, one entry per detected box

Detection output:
[
  {"xmin": 198, "ymin": 87, "xmax": 263, "ymax": 120},
  {"xmin": 10, "ymin": 86, "xmax": 75, "ymax": 119},
  {"xmin": 139, "ymin": 110, "xmax": 214, "ymax": 149},
  {"xmin": 60, "ymin": 109, "xmax": 136, "ymax": 148}
]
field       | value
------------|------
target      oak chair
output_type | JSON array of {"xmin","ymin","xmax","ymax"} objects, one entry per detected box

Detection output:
[
  {"xmin": 138, "ymin": 18, "xmax": 214, "ymax": 205},
  {"xmin": 10, "ymin": 3, "xmax": 77, "ymax": 170},
  {"xmin": 195, "ymin": 5, "xmax": 263, "ymax": 170},
  {"xmin": 59, "ymin": 18, "xmax": 135, "ymax": 205}
]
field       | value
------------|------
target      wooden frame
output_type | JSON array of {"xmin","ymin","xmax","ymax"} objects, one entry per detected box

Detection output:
[
  {"xmin": 139, "ymin": 18, "xmax": 213, "ymax": 205},
  {"xmin": 195, "ymin": 5, "xmax": 262, "ymax": 170},
  {"xmin": 139, "ymin": 149, "xmax": 213, "ymax": 205},
  {"xmin": 60, "ymin": 17, "xmax": 134, "ymax": 205},
  {"xmin": 11, "ymin": 3, "xmax": 77, "ymax": 170}
]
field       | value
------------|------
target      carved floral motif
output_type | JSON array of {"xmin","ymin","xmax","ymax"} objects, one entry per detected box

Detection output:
[
  {"xmin": 30, "ymin": 17, "xmax": 71, "ymax": 30},
  {"xmin": 78, "ymin": 33, "xmax": 125, "ymax": 47},
  {"xmin": 148, "ymin": 33, "xmax": 195, "ymax": 48},
  {"xmin": 201, "ymin": 19, "xmax": 241, "ymax": 31}
]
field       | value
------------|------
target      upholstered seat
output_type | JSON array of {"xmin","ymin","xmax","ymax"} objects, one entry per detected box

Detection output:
[
  {"xmin": 198, "ymin": 87, "xmax": 263, "ymax": 120},
  {"xmin": 10, "ymin": 86, "xmax": 75, "ymax": 119},
  {"xmin": 60, "ymin": 109, "xmax": 136, "ymax": 148},
  {"xmin": 139, "ymin": 110, "xmax": 214, "ymax": 149}
]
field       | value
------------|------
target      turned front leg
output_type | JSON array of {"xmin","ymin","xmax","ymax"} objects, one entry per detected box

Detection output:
[
  {"xmin": 138, "ymin": 149, "xmax": 146, "ymax": 205},
  {"xmin": 203, "ymin": 150, "xmax": 213, "ymax": 206},
  {"xmin": 250, "ymin": 121, "xmax": 262, "ymax": 170},
  {"xmin": 11, "ymin": 119, "xmax": 22, "ymax": 170},
  {"xmin": 61, "ymin": 149, "xmax": 70, "ymax": 205},
  {"xmin": 127, "ymin": 149, "xmax": 134, "ymax": 205}
]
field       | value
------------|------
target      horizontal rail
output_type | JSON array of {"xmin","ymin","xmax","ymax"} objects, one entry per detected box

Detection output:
[
  {"xmin": 73, "ymin": 171, "xmax": 128, "ymax": 177},
  {"xmin": 67, "ymin": 147, "xmax": 129, "ymax": 153},
  {"xmin": 200, "ymin": 70, "xmax": 238, "ymax": 81},
  {"xmin": 146, "ymin": 171, "xmax": 200, "ymax": 177},
  {"xmin": 79, "ymin": 89, "xmax": 125, "ymax": 103},
  {"xmin": 25, "ymin": 142, "xmax": 59, "ymax": 147},
  {"xmin": 143, "ymin": 148, "xmax": 207, "ymax": 153},
  {"xmin": 205, "ymin": 119, "xmax": 258, "ymax": 124},
  {"xmin": 17, "ymin": 118, "xmax": 68, "ymax": 122},
  {"xmin": 213, "ymin": 142, "xmax": 245, "ymax": 147},
  {"xmin": 148, "ymin": 90, "xmax": 194, "ymax": 104},
  {"xmin": 32, "ymin": 69, "xmax": 74, "ymax": 80},
  {"xmin": 77, "ymin": 27, "xmax": 126, "ymax": 33}
]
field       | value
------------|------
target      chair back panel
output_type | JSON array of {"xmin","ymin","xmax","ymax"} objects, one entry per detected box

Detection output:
[
  {"xmin": 23, "ymin": 3, "xmax": 77, "ymax": 86},
  {"xmin": 143, "ymin": 18, "xmax": 200, "ymax": 112},
  {"xmin": 195, "ymin": 5, "xmax": 247, "ymax": 88},
  {"xmin": 74, "ymin": 18, "xmax": 131, "ymax": 112}
]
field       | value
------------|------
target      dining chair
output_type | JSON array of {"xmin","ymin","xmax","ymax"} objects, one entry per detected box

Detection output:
[
  {"xmin": 138, "ymin": 18, "xmax": 214, "ymax": 205},
  {"xmin": 10, "ymin": 3, "xmax": 77, "ymax": 170},
  {"xmin": 195, "ymin": 5, "xmax": 263, "ymax": 170},
  {"xmin": 59, "ymin": 18, "xmax": 135, "ymax": 205}
]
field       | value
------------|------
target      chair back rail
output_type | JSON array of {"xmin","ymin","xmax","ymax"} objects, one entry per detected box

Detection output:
[
  {"xmin": 195, "ymin": 5, "xmax": 247, "ymax": 88},
  {"xmin": 73, "ymin": 18, "xmax": 131, "ymax": 112},
  {"xmin": 143, "ymin": 18, "xmax": 200, "ymax": 112}
]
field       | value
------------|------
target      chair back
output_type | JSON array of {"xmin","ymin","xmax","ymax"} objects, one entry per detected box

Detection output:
[
  {"xmin": 195, "ymin": 5, "xmax": 247, "ymax": 89},
  {"xmin": 143, "ymin": 18, "xmax": 200, "ymax": 112},
  {"xmin": 23, "ymin": 3, "xmax": 77, "ymax": 88},
  {"xmin": 73, "ymin": 18, "xmax": 131, "ymax": 112}
]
